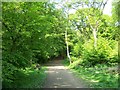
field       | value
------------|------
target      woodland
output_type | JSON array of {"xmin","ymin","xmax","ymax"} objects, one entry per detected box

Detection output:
[{"xmin": 2, "ymin": 0, "xmax": 119, "ymax": 88}]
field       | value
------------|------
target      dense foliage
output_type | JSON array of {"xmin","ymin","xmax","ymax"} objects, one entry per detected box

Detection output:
[
  {"xmin": 2, "ymin": 0, "xmax": 118, "ymax": 88},
  {"xmin": 2, "ymin": 2, "xmax": 66, "ymax": 88}
]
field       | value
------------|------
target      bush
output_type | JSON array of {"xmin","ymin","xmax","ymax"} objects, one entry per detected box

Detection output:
[
  {"xmin": 71, "ymin": 56, "xmax": 78, "ymax": 62},
  {"xmin": 81, "ymin": 37, "xmax": 118, "ymax": 66},
  {"xmin": 2, "ymin": 51, "xmax": 32, "ymax": 87},
  {"xmin": 71, "ymin": 42, "xmax": 83, "ymax": 57},
  {"xmin": 2, "ymin": 61, "xmax": 18, "ymax": 88}
]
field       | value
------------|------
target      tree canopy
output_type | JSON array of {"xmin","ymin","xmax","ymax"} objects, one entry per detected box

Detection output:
[{"xmin": 2, "ymin": 0, "xmax": 118, "ymax": 88}]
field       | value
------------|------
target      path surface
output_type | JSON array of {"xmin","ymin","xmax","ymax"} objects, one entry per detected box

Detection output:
[{"xmin": 42, "ymin": 59, "xmax": 88, "ymax": 88}]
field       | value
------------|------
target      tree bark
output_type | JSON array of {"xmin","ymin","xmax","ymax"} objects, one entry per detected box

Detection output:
[
  {"xmin": 93, "ymin": 28, "xmax": 97, "ymax": 48},
  {"xmin": 86, "ymin": 16, "xmax": 98, "ymax": 49},
  {"xmin": 65, "ymin": 30, "xmax": 71, "ymax": 64}
]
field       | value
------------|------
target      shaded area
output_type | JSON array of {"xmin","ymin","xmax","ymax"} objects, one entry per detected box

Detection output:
[
  {"xmin": 2, "ymin": 67, "xmax": 46, "ymax": 88},
  {"xmin": 42, "ymin": 60, "xmax": 87, "ymax": 88}
]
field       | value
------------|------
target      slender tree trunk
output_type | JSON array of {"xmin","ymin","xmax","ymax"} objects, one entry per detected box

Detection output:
[
  {"xmin": 89, "ymin": 24, "xmax": 97, "ymax": 49},
  {"xmin": 93, "ymin": 28, "xmax": 97, "ymax": 48},
  {"xmin": 65, "ymin": 30, "xmax": 71, "ymax": 64}
]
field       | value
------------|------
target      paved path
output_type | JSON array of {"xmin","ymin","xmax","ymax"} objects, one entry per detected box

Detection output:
[{"xmin": 42, "ymin": 60, "xmax": 88, "ymax": 88}]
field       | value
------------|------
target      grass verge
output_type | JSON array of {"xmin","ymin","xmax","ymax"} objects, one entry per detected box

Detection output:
[
  {"xmin": 7, "ymin": 66, "xmax": 47, "ymax": 88},
  {"xmin": 62, "ymin": 59, "xmax": 118, "ymax": 88}
]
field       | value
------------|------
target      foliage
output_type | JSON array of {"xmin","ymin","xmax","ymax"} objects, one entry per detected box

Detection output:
[
  {"xmin": 112, "ymin": 0, "xmax": 120, "ymax": 40},
  {"xmin": 2, "ymin": 2, "xmax": 66, "ymax": 87},
  {"xmin": 63, "ymin": 61, "xmax": 118, "ymax": 88},
  {"xmin": 73, "ymin": 65, "xmax": 118, "ymax": 88},
  {"xmin": 2, "ymin": 0, "xmax": 118, "ymax": 88},
  {"xmin": 81, "ymin": 37, "xmax": 118, "ymax": 66},
  {"xmin": 62, "ymin": 0, "xmax": 119, "ymax": 88},
  {"xmin": 2, "ymin": 66, "xmax": 47, "ymax": 88},
  {"xmin": 71, "ymin": 42, "xmax": 83, "ymax": 57}
]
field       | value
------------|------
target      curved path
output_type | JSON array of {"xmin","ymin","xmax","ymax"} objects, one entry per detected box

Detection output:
[{"xmin": 42, "ymin": 59, "xmax": 88, "ymax": 88}]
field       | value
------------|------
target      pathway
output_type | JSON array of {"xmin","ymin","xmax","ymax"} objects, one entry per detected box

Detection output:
[{"xmin": 42, "ymin": 59, "xmax": 88, "ymax": 88}]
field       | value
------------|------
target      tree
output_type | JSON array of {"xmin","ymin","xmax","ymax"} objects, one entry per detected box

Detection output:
[
  {"xmin": 2, "ymin": 2, "xmax": 67, "ymax": 87},
  {"xmin": 66, "ymin": 0, "xmax": 109, "ymax": 48}
]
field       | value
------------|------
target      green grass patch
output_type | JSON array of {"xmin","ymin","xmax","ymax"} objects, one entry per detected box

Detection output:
[
  {"xmin": 62, "ymin": 59, "xmax": 70, "ymax": 66},
  {"xmin": 62, "ymin": 60, "xmax": 118, "ymax": 88},
  {"xmin": 73, "ymin": 66, "xmax": 118, "ymax": 88},
  {"xmin": 9, "ymin": 66, "xmax": 47, "ymax": 88}
]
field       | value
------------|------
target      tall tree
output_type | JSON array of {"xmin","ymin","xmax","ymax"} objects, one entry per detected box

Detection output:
[{"xmin": 67, "ymin": 0, "xmax": 109, "ymax": 48}]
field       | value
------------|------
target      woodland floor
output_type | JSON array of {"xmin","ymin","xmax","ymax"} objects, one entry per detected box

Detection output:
[{"xmin": 42, "ymin": 59, "xmax": 88, "ymax": 88}]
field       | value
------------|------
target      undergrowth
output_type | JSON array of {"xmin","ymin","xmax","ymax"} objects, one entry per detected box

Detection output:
[
  {"xmin": 62, "ymin": 59, "xmax": 118, "ymax": 88},
  {"xmin": 3, "ymin": 66, "xmax": 47, "ymax": 88}
]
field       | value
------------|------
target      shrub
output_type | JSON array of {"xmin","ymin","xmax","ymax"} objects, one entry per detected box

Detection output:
[
  {"xmin": 2, "ymin": 61, "xmax": 18, "ymax": 88},
  {"xmin": 71, "ymin": 42, "xmax": 83, "ymax": 57},
  {"xmin": 2, "ymin": 51, "xmax": 32, "ymax": 87},
  {"xmin": 81, "ymin": 37, "xmax": 118, "ymax": 66},
  {"xmin": 69, "ymin": 58, "xmax": 83, "ymax": 69}
]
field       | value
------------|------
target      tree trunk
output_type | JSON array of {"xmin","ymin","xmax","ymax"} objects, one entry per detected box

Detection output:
[
  {"xmin": 65, "ymin": 30, "xmax": 72, "ymax": 64},
  {"xmin": 93, "ymin": 28, "xmax": 97, "ymax": 48},
  {"xmin": 89, "ymin": 24, "xmax": 97, "ymax": 49}
]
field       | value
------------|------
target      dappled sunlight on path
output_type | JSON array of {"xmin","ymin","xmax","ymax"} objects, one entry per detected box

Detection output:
[
  {"xmin": 46, "ymin": 66, "xmax": 66, "ymax": 70},
  {"xmin": 42, "ymin": 60, "xmax": 87, "ymax": 88}
]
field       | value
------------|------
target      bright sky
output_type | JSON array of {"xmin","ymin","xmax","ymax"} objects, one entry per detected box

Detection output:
[
  {"xmin": 52, "ymin": 0, "xmax": 113, "ymax": 16},
  {"xmin": 103, "ymin": 0, "xmax": 112, "ymax": 16}
]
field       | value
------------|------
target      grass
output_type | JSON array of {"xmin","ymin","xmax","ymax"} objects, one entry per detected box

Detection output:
[
  {"xmin": 62, "ymin": 59, "xmax": 118, "ymax": 88},
  {"xmin": 9, "ymin": 66, "xmax": 47, "ymax": 88}
]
